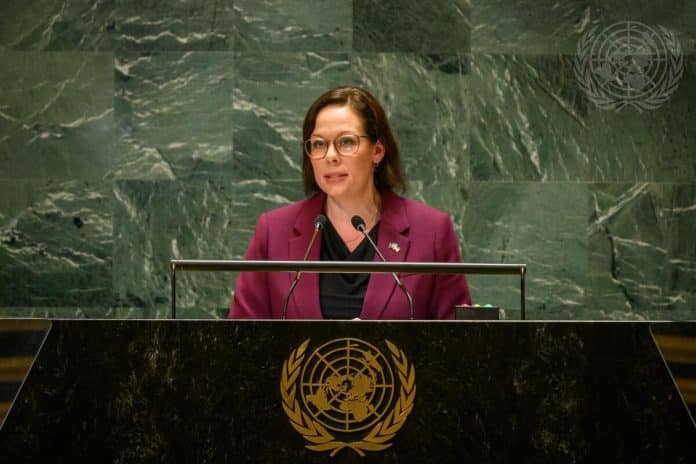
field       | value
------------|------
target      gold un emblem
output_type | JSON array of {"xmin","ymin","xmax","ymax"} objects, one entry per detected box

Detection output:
[{"xmin": 280, "ymin": 338, "xmax": 416, "ymax": 457}]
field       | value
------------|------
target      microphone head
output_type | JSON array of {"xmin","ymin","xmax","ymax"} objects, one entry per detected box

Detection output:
[
  {"xmin": 314, "ymin": 214, "xmax": 328, "ymax": 230},
  {"xmin": 351, "ymin": 215, "xmax": 366, "ymax": 231}
]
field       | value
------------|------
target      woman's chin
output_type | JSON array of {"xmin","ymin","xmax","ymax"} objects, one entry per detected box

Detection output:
[{"xmin": 320, "ymin": 183, "xmax": 349, "ymax": 198}]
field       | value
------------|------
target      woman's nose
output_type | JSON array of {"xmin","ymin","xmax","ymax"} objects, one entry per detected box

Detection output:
[{"xmin": 325, "ymin": 143, "xmax": 340, "ymax": 162}]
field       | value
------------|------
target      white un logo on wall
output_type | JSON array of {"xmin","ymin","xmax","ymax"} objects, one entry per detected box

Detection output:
[{"xmin": 573, "ymin": 21, "xmax": 684, "ymax": 111}]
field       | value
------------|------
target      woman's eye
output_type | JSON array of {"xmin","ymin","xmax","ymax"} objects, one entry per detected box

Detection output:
[
  {"xmin": 312, "ymin": 140, "xmax": 327, "ymax": 150},
  {"xmin": 338, "ymin": 137, "xmax": 357, "ymax": 148}
]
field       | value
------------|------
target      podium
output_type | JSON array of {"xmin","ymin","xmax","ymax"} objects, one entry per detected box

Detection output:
[{"xmin": 1, "ymin": 320, "xmax": 694, "ymax": 462}]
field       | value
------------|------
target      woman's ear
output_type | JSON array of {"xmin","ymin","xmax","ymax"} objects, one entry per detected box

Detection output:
[{"xmin": 373, "ymin": 140, "xmax": 386, "ymax": 164}]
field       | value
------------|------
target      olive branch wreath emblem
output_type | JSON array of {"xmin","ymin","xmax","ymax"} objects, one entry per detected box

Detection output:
[
  {"xmin": 280, "ymin": 339, "xmax": 416, "ymax": 457},
  {"xmin": 573, "ymin": 21, "xmax": 684, "ymax": 112}
]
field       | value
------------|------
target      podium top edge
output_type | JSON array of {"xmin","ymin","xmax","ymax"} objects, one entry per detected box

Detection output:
[{"xmin": 169, "ymin": 259, "xmax": 526, "ymax": 275}]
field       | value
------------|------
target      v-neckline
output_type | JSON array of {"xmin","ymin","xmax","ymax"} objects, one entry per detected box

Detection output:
[{"xmin": 324, "ymin": 219, "xmax": 379, "ymax": 257}]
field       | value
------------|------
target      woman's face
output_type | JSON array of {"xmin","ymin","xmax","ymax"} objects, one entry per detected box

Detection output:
[{"xmin": 309, "ymin": 104, "xmax": 384, "ymax": 201}]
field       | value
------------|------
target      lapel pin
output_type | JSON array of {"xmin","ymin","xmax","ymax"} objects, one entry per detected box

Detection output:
[{"xmin": 388, "ymin": 242, "xmax": 401, "ymax": 253}]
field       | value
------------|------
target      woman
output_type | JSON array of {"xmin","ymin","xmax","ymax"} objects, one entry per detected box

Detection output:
[{"xmin": 229, "ymin": 86, "xmax": 471, "ymax": 319}]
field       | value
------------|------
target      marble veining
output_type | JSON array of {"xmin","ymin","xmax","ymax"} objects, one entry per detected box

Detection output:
[{"xmin": 0, "ymin": 2, "xmax": 693, "ymax": 321}]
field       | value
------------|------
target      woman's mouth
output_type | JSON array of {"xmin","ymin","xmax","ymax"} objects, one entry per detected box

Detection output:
[{"xmin": 324, "ymin": 173, "xmax": 348, "ymax": 183}]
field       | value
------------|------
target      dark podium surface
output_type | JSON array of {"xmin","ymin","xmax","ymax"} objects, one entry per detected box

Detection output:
[{"xmin": 0, "ymin": 320, "xmax": 694, "ymax": 463}]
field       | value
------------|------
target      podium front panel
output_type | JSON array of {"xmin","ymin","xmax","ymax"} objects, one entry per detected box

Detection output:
[{"xmin": 0, "ymin": 320, "xmax": 693, "ymax": 463}]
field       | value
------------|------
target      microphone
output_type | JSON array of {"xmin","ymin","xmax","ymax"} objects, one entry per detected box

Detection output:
[
  {"xmin": 351, "ymin": 215, "xmax": 414, "ymax": 320},
  {"xmin": 281, "ymin": 214, "xmax": 327, "ymax": 319}
]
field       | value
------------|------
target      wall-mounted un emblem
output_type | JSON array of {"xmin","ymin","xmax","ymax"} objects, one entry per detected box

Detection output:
[
  {"xmin": 280, "ymin": 338, "xmax": 416, "ymax": 457},
  {"xmin": 573, "ymin": 21, "xmax": 684, "ymax": 111}
]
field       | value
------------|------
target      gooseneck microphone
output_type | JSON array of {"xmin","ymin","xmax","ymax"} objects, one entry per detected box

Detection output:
[
  {"xmin": 351, "ymin": 215, "xmax": 414, "ymax": 320},
  {"xmin": 281, "ymin": 214, "xmax": 327, "ymax": 319}
]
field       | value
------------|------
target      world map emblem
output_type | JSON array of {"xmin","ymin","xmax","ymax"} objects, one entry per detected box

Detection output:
[
  {"xmin": 573, "ymin": 21, "xmax": 684, "ymax": 111},
  {"xmin": 280, "ymin": 338, "xmax": 416, "ymax": 456}
]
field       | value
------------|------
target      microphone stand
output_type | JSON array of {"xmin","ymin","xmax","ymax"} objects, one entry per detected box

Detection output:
[
  {"xmin": 353, "ymin": 216, "xmax": 415, "ymax": 320},
  {"xmin": 281, "ymin": 215, "xmax": 326, "ymax": 319}
]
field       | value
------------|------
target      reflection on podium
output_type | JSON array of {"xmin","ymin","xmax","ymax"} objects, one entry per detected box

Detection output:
[{"xmin": 0, "ymin": 319, "xmax": 50, "ymax": 427}]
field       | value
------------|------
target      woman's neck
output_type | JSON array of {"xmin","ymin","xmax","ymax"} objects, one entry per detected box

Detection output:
[{"xmin": 325, "ymin": 189, "xmax": 381, "ymax": 231}]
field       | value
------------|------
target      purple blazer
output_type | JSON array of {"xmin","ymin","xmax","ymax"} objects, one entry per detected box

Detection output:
[{"xmin": 229, "ymin": 190, "xmax": 471, "ymax": 320}]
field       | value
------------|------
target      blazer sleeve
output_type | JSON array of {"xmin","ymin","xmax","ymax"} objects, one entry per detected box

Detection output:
[
  {"xmin": 430, "ymin": 213, "xmax": 472, "ymax": 319},
  {"xmin": 228, "ymin": 213, "xmax": 272, "ymax": 319}
]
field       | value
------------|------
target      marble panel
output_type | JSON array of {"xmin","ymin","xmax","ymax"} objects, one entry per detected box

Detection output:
[
  {"xmin": 233, "ymin": 0, "xmax": 351, "ymax": 51},
  {"xmin": 0, "ymin": 180, "xmax": 113, "ymax": 307},
  {"xmin": 114, "ymin": 0, "xmax": 233, "ymax": 51},
  {"xmin": 582, "ymin": 55, "xmax": 696, "ymax": 183},
  {"xmin": 589, "ymin": 0, "xmax": 696, "ymax": 55},
  {"xmin": 471, "ymin": 0, "xmax": 696, "ymax": 54},
  {"xmin": 588, "ymin": 183, "xmax": 696, "ymax": 320},
  {"xmin": 408, "ymin": 180, "xmax": 470, "ymax": 251},
  {"xmin": 352, "ymin": 54, "xmax": 470, "ymax": 183},
  {"xmin": 470, "ymin": 54, "xmax": 592, "ymax": 181},
  {"xmin": 463, "ymin": 182, "xmax": 589, "ymax": 319},
  {"xmin": 354, "ymin": 0, "xmax": 471, "ymax": 52},
  {"xmin": 231, "ymin": 52, "xmax": 355, "ymax": 181},
  {"xmin": 113, "ymin": 178, "xmax": 305, "ymax": 318},
  {"xmin": 0, "ymin": 0, "xmax": 116, "ymax": 51},
  {"xmin": 470, "ymin": 54, "xmax": 696, "ymax": 182},
  {"xmin": 0, "ymin": 51, "xmax": 114, "ymax": 180},
  {"xmin": 112, "ymin": 51, "xmax": 234, "ymax": 180}
]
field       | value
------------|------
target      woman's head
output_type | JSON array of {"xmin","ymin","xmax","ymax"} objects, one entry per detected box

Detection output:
[{"xmin": 301, "ymin": 86, "xmax": 405, "ymax": 195}]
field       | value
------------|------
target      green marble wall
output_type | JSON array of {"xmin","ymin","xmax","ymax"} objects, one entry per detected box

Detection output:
[{"xmin": 0, "ymin": 1, "xmax": 694, "ymax": 320}]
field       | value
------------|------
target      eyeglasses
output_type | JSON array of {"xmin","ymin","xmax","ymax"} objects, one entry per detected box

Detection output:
[{"xmin": 304, "ymin": 134, "xmax": 370, "ymax": 159}]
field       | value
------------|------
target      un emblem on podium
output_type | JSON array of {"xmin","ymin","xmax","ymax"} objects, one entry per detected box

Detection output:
[{"xmin": 280, "ymin": 338, "xmax": 416, "ymax": 456}]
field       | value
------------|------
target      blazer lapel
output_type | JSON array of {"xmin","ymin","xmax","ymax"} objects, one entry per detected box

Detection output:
[
  {"xmin": 288, "ymin": 193, "xmax": 325, "ymax": 319},
  {"xmin": 361, "ymin": 191, "xmax": 411, "ymax": 319}
]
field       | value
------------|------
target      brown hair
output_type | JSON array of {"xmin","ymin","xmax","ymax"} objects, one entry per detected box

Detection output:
[{"xmin": 301, "ymin": 86, "xmax": 406, "ymax": 194}]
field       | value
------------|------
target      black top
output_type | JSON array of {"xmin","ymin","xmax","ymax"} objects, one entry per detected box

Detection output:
[{"xmin": 320, "ymin": 219, "xmax": 379, "ymax": 319}]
